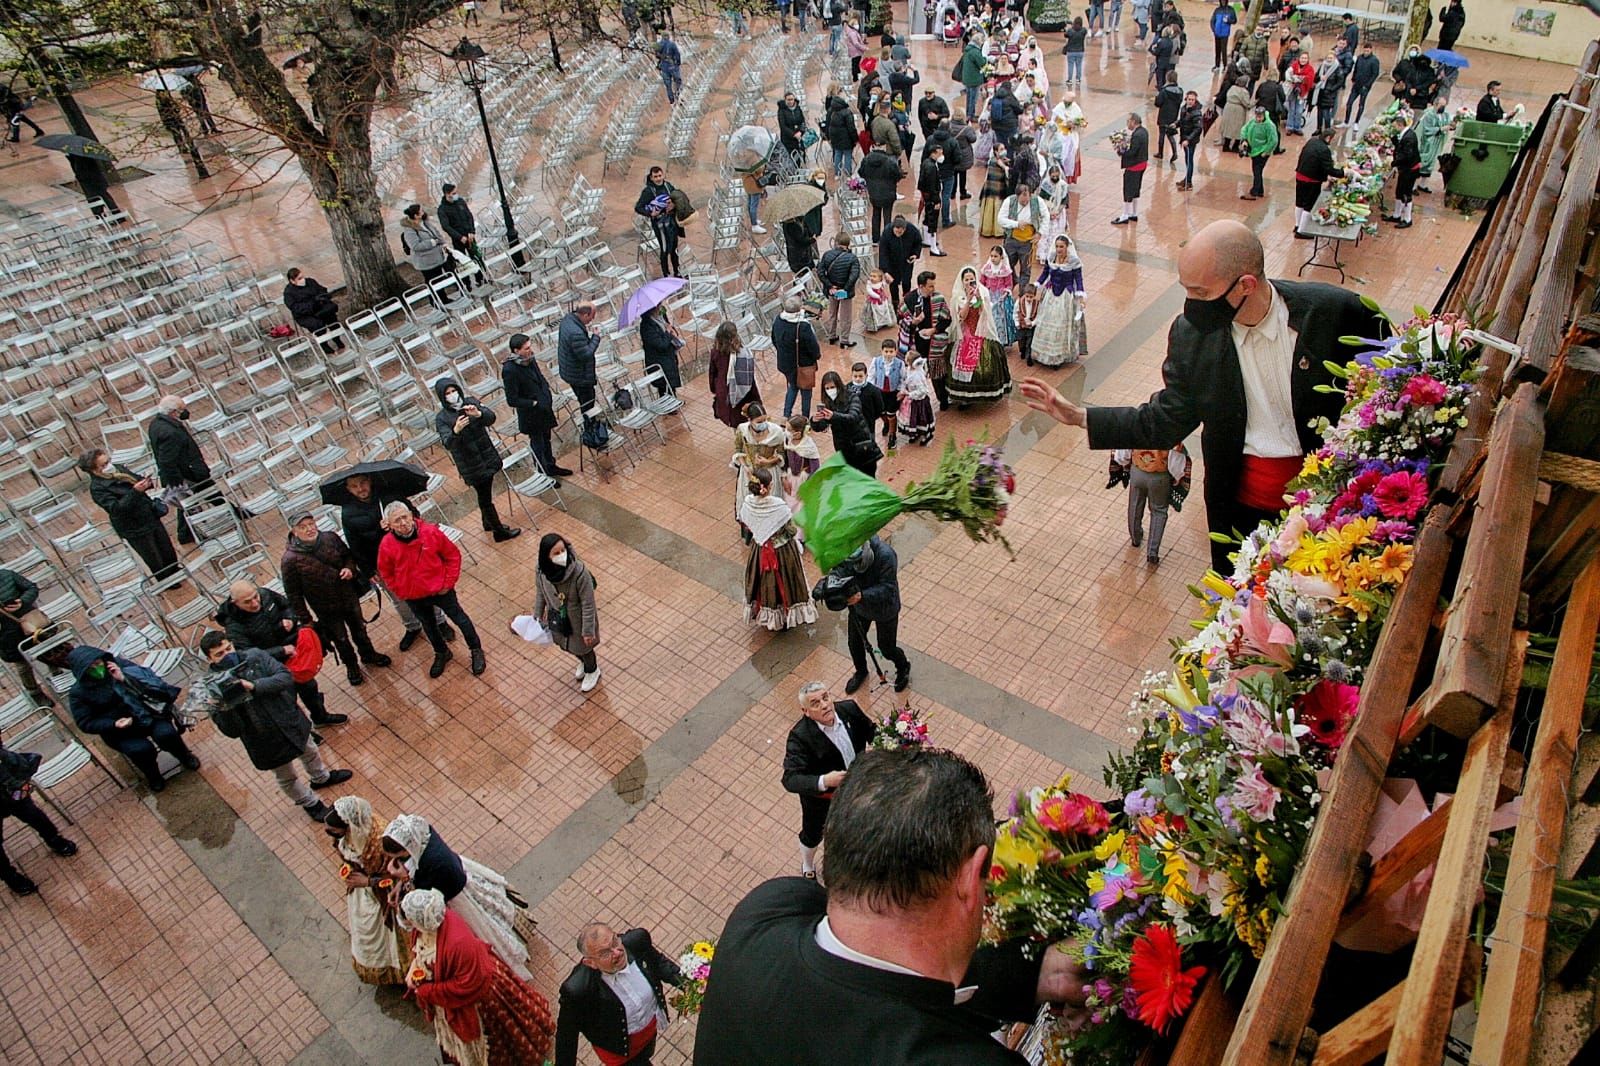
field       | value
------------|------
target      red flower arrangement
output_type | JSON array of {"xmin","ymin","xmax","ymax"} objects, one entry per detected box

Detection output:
[
  {"xmin": 1371, "ymin": 470, "xmax": 1429, "ymax": 520},
  {"xmin": 1128, "ymin": 924, "xmax": 1207, "ymax": 1034},
  {"xmin": 1400, "ymin": 374, "xmax": 1448, "ymax": 406}
]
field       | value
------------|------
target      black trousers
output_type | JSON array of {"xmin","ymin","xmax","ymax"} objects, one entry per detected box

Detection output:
[
  {"xmin": 799, "ymin": 797, "xmax": 831, "ymax": 847},
  {"xmin": 469, "ymin": 477, "xmax": 506, "ymax": 532},
  {"xmin": 658, "ymin": 245, "xmax": 681, "ymax": 278},
  {"xmin": 409, "ymin": 590, "xmax": 481, "ymax": 654},
  {"xmin": 847, "ymin": 610, "xmax": 910, "ymax": 678},
  {"xmin": 1157, "ymin": 127, "xmax": 1178, "ymax": 159},
  {"xmin": 1249, "ymin": 154, "xmax": 1267, "ymax": 196},
  {"xmin": 451, "ymin": 239, "xmax": 479, "ymax": 289},
  {"xmin": 571, "ymin": 382, "xmax": 598, "ymax": 426},
  {"xmin": 8, "ymin": 111, "xmax": 44, "ymax": 140},
  {"xmin": 295, "ymin": 677, "xmax": 328, "ymax": 720},
  {"xmin": 1, "ymin": 794, "xmax": 65, "ymax": 875},
  {"xmin": 108, "ymin": 720, "xmax": 194, "ymax": 785},
  {"xmin": 315, "ymin": 604, "xmax": 379, "ymax": 667},
  {"xmin": 870, "ymin": 201, "xmax": 893, "ymax": 243},
  {"xmin": 123, "ymin": 526, "xmax": 180, "ymax": 580},
  {"xmin": 527, "ymin": 430, "xmax": 558, "ymax": 475},
  {"xmin": 1214, "ymin": 36, "xmax": 1228, "ymax": 68}
]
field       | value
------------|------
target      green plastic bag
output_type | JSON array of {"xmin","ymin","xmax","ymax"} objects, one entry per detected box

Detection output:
[{"xmin": 794, "ymin": 453, "xmax": 905, "ymax": 573}]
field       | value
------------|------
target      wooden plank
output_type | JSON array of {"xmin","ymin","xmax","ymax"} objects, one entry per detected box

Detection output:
[
  {"xmin": 1386, "ymin": 634, "xmax": 1527, "ymax": 1066},
  {"xmin": 1513, "ymin": 111, "xmax": 1600, "ymax": 381},
  {"xmin": 1407, "ymin": 386, "xmax": 1546, "ymax": 738},
  {"xmin": 1168, "ymin": 974, "xmax": 1240, "ymax": 1066},
  {"xmin": 1470, "ymin": 554, "xmax": 1600, "ymax": 1064},
  {"xmin": 1337, "ymin": 797, "xmax": 1452, "ymax": 934},
  {"xmin": 1221, "ymin": 507, "xmax": 1453, "ymax": 1066},
  {"xmin": 1311, "ymin": 942, "xmax": 1480, "ymax": 1066}
]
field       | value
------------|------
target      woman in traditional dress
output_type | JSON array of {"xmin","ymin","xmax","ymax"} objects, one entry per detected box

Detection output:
[
  {"xmin": 326, "ymin": 796, "xmax": 409, "ymax": 986},
  {"xmin": 978, "ymin": 141, "xmax": 1011, "ymax": 239},
  {"xmin": 1052, "ymin": 93, "xmax": 1086, "ymax": 191},
  {"xmin": 1036, "ymin": 163, "xmax": 1071, "ymax": 245},
  {"xmin": 401, "ymin": 889, "xmax": 555, "ymax": 1066},
  {"xmin": 859, "ymin": 270, "xmax": 899, "ymax": 333},
  {"xmin": 978, "ymin": 245, "xmax": 1017, "ymax": 349},
  {"xmin": 731, "ymin": 402, "xmax": 788, "ymax": 529},
  {"xmin": 382, "ymin": 814, "xmax": 536, "ymax": 982},
  {"xmin": 739, "ymin": 468, "xmax": 817, "ymax": 631},
  {"xmin": 898, "ymin": 356, "xmax": 937, "ymax": 446},
  {"xmin": 708, "ymin": 321, "xmax": 761, "ymax": 429},
  {"xmin": 946, "ymin": 266, "xmax": 1012, "ymax": 406},
  {"xmin": 1031, "ymin": 234, "xmax": 1088, "ymax": 367}
]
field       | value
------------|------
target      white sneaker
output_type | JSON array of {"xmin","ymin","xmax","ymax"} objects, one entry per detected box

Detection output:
[
  {"xmin": 751, "ymin": 224, "xmax": 767, "ymax": 234},
  {"xmin": 581, "ymin": 668, "xmax": 602, "ymax": 692},
  {"xmin": 575, "ymin": 660, "xmax": 587, "ymax": 680}
]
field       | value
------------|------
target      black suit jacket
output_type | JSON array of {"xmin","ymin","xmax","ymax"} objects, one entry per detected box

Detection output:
[
  {"xmin": 781, "ymin": 701, "xmax": 875, "ymax": 816},
  {"xmin": 147, "ymin": 411, "xmax": 211, "ymax": 486},
  {"xmin": 555, "ymin": 928, "xmax": 683, "ymax": 1066},
  {"xmin": 694, "ymin": 878, "xmax": 1043, "ymax": 1065},
  {"xmin": 1086, "ymin": 280, "xmax": 1385, "ymax": 545}
]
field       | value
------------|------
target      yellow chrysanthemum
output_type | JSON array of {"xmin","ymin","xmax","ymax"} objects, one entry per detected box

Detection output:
[
  {"xmin": 1254, "ymin": 854, "xmax": 1272, "ymax": 886},
  {"xmin": 1299, "ymin": 453, "xmax": 1325, "ymax": 478},
  {"xmin": 692, "ymin": 941, "xmax": 714, "ymax": 961},
  {"xmin": 1334, "ymin": 516, "xmax": 1379, "ymax": 554},
  {"xmin": 1287, "ymin": 534, "xmax": 1339, "ymax": 577},
  {"xmin": 1375, "ymin": 541, "xmax": 1413, "ymax": 584}
]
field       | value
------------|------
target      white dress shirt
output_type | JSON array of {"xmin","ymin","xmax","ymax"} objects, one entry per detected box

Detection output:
[
  {"xmin": 601, "ymin": 959, "xmax": 664, "ymax": 1034},
  {"xmin": 1230, "ymin": 286, "xmax": 1303, "ymax": 458},
  {"xmin": 816, "ymin": 713, "xmax": 857, "ymax": 792},
  {"xmin": 815, "ymin": 917, "xmax": 978, "ymax": 1005}
]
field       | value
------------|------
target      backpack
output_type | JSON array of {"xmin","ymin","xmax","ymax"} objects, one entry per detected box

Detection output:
[
  {"xmin": 580, "ymin": 419, "xmax": 611, "ymax": 450},
  {"xmin": 611, "ymin": 386, "xmax": 635, "ymax": 411},
  {"xmin": 990, "ymin": 95, "xmax": 1005, "ymax": 122}
]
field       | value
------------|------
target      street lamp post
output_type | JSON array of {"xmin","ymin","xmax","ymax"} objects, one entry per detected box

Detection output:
[{"xmin": 448, "ymin": 37, "xmax": 524, "ymax": 268}]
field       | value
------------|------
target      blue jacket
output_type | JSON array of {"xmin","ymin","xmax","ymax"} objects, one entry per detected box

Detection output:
[
  {"xmin": 556, "ymin": 312, "xmax": 600, "ymax": 388},
  {"xmin": 847, "ymin": 536, "xmax": 901, "ymax": 622},
  {"xmin": 66, "ymin": 646, "xmax": 180, "ymax": 743},
  {"xmin": 656, "ymin": 39, "xmax": 681, "ymax": 73},
  {"xmin": 1211, "ymin": 6, "xmax": 1236, "ymax": 37}
]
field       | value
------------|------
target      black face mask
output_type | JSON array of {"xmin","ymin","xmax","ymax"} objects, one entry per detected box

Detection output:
[{"xmin": 1182, "ymin": 275, "xmax": 1247, "ymax": 334}]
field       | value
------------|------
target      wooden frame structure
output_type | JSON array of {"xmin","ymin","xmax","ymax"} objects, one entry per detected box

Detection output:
[{"xmin": 1163, "ymin": 41, "xmax": 1600, "ymax": 1066}]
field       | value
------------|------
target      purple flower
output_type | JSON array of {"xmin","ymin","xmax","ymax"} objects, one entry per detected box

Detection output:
[
  {"xmin": 1213, "ymin": 793, "xmax": 1242, "ymax": 834},
  {"xmin": 1092, "ymin": 871, "xmax": 1137, "ymax": 911},
  {"xmin": 1177, "ymin": 704, "xmax": 1219, "ymax": 735},
  {"xmin": 1124, "ymin": 788, "xmax": 1157, "ymax": 818}
]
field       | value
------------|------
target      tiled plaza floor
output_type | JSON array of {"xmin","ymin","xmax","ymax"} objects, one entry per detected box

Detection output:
[{"xmin": 0, "ymin": 8, "xmax": 1581, "ymax": 1065}]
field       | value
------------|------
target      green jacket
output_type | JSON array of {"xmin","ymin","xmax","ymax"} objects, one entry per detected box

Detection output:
[
  {"xmin": 958, "ymin": 44, "xmax": 987, "ymax": 88},
  {"xmin": 1241, "ymin": 117, "xmax": 1279, "ymax": 157}
]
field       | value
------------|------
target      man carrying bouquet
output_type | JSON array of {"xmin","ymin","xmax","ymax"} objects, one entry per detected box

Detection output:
[
  {"xmin": 556, "ymin": 922, "xmax": 685, "ymax": 1066},
  {"xmin": 781, "ymin": 681, "xmax": 875, "ymax": 880},
  {"xmin": 1021, "ymin": 219, "xmax": 1386, "ymax": 574}
]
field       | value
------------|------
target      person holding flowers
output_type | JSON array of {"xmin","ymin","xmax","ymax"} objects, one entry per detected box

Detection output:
[
  {"xmin": 696, "ymin": 748, "xmax": 1092, "ymax": 1064},
  {"xmin": 946, "ymin": 265, "xmax": 1013, "ymax": 407},
  {"xmin": 556, "ymin": 921, "xmax": 685, "ymax": 1066},
  {"xmin": 324, "ymin": 796, "xmax": 409, "ymax": 986},
  {"xmin": 1020, "ymin": 219, "xmax": 1386, "ymax": 573},
  {"xmin": 781, "ymin": 681, "xmax": 875, "ymax": 880}
]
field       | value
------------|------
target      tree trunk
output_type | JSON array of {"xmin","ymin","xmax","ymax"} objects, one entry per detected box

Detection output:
[
  {"xmin": 1405, "ymin": 0, "xmax": 1430, "ymax": 52},
  {"xmin": 25, "ymin": 44, "xmax": 117, "ymax": 185},
  {"xmin": 301, "ymin": 143, "xmax": 406, "ymax": 307}
]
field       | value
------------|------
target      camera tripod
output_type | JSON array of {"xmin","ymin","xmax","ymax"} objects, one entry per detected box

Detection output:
[{"xmin": 845, "ymin": 612, "xmax": 910, "ymax": 711}]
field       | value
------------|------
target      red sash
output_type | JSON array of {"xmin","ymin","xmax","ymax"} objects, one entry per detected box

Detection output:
[
  {"xmin": 1237, "ymin": 455, "xmax": 1303, "ymax": 511},
  {"xmin": 1294, "ymin": 172, "xmax": 1317, "ymax": 183},
  {"xmin": 595, "ymin": 1017, "xmax": 658, "ymax": 1066},
  {"xmin": 1128, "ymin": 162, "xmax": 1148, "ymax": 172}
]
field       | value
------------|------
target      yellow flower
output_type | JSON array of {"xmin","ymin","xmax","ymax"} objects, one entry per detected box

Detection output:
[
  {"xmin": 1254, "ymin": 854, "xmax": 1272, "ymax": 886},
  {"xmin": 993, "ymin": 831, "xmax": 1041, "ymax": 874},
  {"xmin": 692, "ymin": 941, "xmax": 714, "ymax": 961},
  {"xmin": 1374, "ymin": 542, "xmax": 1413, "ymax": 584},
  {"xmin": 1334, "ymin": 516, "xmax": 1379, "ymax": 554},
  {"xmin": 1161, "ymin": 848, "xmax": 1192, "ymax": 904},
  {"xmin": 1093, "ymin": 831, "xmax": 1127, "ymax": 863},
  {"xmin": 1287, "ymin": 534, "xmax": 1337, "ymax": 577},
  {"xmin": 1199, "ymin": 572, "xmax": 1236, "ymax": 602}
]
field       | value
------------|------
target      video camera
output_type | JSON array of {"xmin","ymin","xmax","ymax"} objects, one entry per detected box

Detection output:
[{"xmin": 812, "ymin": 569, "xmax": 859, "ymax": 612}]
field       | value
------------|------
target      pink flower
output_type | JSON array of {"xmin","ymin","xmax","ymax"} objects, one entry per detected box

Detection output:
[
  {"xmin": 1372, "ymin": 471, "xmax": 1428, "ymax": 519},
  {"xmin": 1401, "ymin": 375, "xmax": 1447, "ymax": 406},
  {"xmin": 1296, "ymin": 679, "xmax": 1361, "ymax": 749},
  {"xmin": 1228, "ymin": 762, "xmax": 1280, "ymax": 823}
]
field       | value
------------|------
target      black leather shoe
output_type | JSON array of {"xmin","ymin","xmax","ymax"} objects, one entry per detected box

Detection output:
[
  {"xmin": 552, "ymin": 465, "xmax": 575, "ymax": 476},
  {"xmin": 178, "ymin": 753, "xmax": 201, "ymax": 771},
  {"xmin": 492, "ymin": 526, "xmax": 522, "ymax": 542},
  {"xmin": 5, "ymin": 872, "xmax": 38, "ymax": 895},
  {"xmin": 398, "ymin": 630, "xmax": 422, "ymax": 652},
  {"xmin": 894, "ymin": 669, "xmax": 911, "ymax": 693},
  {"xmin": 303, "ymin": 800, "xmax": 332, "ymax": 822},
  {"xmin": 361, "ymin": 653, "xmax": 393, "ymax": 668},
  {"xmin": 470, "ymin": 649, "xmax": 486, "ymax": 676},
  {"xmin": 429, "ymin": 650, "xmax": 452, "ymax": 678},
  {"xmin": 311, "ymin": 712, "xmax": 350, "ymax": 726},
  {"xmin": 147, "ymin": 776, "xmax": 167, "ymax": 793},
  {"xmin": 312, "ymin": 769, "xmax": 353, "ymax": 790},
  {"xmin": 844, "ymin": 672, "xmax": 867, "ymax": 695},
  {"xmin": 48, "ymin": 838, "xmax": 78, "ymax": 857}
]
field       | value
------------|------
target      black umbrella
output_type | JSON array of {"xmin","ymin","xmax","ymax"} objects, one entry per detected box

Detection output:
[
  {"xmin": 318, "ymin": 459, "xmax": 431, "ymax": 507},
  {"xmin": 34, "ymin": 134, "xmax": 115, "ymax": 161}
]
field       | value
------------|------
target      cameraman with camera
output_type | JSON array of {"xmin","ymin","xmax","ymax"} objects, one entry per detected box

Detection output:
[
  {"xmin": 199, "ymin": 631, "xmax": 353, "ymax": 822},
  {"xmin": 65, "ymin": 646, "xmax": 198, "ymax": 793},
  {"xmin": 815, "ymin": 535, "xmax": 911, "ymax": 694}
]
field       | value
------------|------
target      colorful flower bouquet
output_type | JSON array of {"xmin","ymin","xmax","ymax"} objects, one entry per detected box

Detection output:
[
  {"xmin": 668, "ymin": 939, "xmax": 715, "ymax": 1017},
  {"xmin": 990, "ymin": 313, "xmax": 1484, "ymax": 1064},
  {"xmin": 1108, "ymin": 129, "xmax": 1130, "ymax": 155},
  {"xmin": 1317, "ymin": 103, "xmax": 1410, "ymax": 234},
  {"xmin": 870, "ymin": 705, "xmax": 933, "ymax": 750},
  {"xmin": 794, "ymin": 437, "xmax": 1015, "ymax": 573}
]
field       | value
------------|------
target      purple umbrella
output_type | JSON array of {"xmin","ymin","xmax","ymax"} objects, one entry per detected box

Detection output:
[{"xmin": 618, "ymin": 276, "xmax": 686, "ymax": 328}]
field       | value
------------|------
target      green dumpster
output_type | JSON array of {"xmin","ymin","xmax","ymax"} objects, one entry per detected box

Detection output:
[{"xmin": 1446, "ymin": 120, "xmax": 1529, "ymax": 201}]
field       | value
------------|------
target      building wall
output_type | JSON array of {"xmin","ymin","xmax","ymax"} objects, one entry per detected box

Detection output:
[{"xmin": 1451, "ymin": 1, "xmax": 1594, "ymax": 65}]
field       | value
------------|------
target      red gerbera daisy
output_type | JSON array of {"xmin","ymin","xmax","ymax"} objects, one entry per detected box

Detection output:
[
  {"xmin": 1372, "ymin": 471, "xmax": 1429, "ymax": 520},
  {"xmin": 1128, "ymin": 925, "xmax": 1207, "ymax": 1034}
]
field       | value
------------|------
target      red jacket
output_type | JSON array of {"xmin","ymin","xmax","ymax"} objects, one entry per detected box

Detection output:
[
  {"xmin": 1288, "ymin": 59, "xmax": 1316, "ymax": 100},
  {"xmin": 376, "ymin": 519, "xmax": 461, "ymax": 601}
]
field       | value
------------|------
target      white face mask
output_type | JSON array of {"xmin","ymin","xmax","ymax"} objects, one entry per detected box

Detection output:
[
  {"xmin": 549, "ymin": 552, "xmax": 568, "ymax": 568},
  {"xmin": 445, "ymin": 391, "xmax": 462, "ymax": 408},
  {"xmin": 823, "ymin": 387, "xmax": 839, "ymax": 401}
]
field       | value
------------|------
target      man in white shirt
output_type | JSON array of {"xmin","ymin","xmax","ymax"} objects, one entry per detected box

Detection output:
[
  {"xmin": 997, "ymin": 180, "xmax": 1047, "ymax": 282},
  {"xmin": 555, "ymin": 922, "xmax": 685, "ymax": 1066},
  {"xmin": 780, "ymin": 680, "xmax": 876, "ymax": 879},
  {"xmin": 1020, "ymin": 219, "xmax": 1387, "ymax": 573}
]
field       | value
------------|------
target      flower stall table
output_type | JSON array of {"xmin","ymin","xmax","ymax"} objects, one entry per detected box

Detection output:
[{"xmin": 1296, "ymin": 195, "xmax": 1364, "ymax": 284}]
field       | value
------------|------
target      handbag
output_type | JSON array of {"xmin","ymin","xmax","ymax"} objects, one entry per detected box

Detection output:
[
  {"xmin": 580, "ymin": 420, "xmax": 611, "ymax": 450},
  {"xmin": 669, "ymin": 187, "xmax": 696, "ymax": 222},
  {"xmin": 545, "ymin": 603, "xmax": 573, "ymax": 638},
  {"xmin": 794, "ymin": 327, "xmax": 818, "ymax": 389}
]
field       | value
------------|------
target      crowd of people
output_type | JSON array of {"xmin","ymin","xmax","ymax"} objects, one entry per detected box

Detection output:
[{"xmin": 1, "ymin": 3, "xmax": 1539, "ymax": 1064}]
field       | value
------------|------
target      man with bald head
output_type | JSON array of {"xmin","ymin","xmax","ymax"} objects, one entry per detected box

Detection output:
[
  {"xmin": 555, "ymin": 920, "xmax": 684, "ymax": 1066},
  {"xmin": 1021, "ymin": 219, "xmax": 1386, "ymax": 573},
  {"xmin": 213, "ymin": 577, "xmax": 348, "ymax": 726}
]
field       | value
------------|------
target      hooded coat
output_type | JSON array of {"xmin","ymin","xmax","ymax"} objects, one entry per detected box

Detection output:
[
  {"xmin": 208, "ymin": 647, "xmax": 310, "ymax": 771},
  {"xmin": 88, "ymin": 469, "xmax": 165, "ymax": 538},
  {"xmin": 432, "ymin": 378, "xmax": 503, "ymax": 486},
  {"xmin": 857, "ymin": 147, "xmax": 904, "ymax": 205},
  {"xmin": 844, "ymin": 536, "xmax": 901, "ymax": 622},
  {"xmin": 215, "ymin": 587, "xmax": 301, "ymax": 655},
  {"xmin": 502, "ymin": 355, "xmax": 558, "ymax": 434},
  {"xmin": 533, "ymin": 550, "xmax": 599, "ymax": 657},
  {"xmin": 825, "ymin": 97, "xmax": 859, "ymax": 152},
  {"xmin": 281, "ymin": 530, "xmax": 362, "ymax": 621},
  {"xmin": 65, "ymin": 646, "xmax": 180, "ymax": 744},
  {"xmin": 399, "ymin": 216, "xmax": 450, "ymax": 271}
]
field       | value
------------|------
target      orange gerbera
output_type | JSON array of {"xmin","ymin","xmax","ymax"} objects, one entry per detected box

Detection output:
[{"xmin": 1128, "ymin": 924, "xmax": 1207, "ymax": 1034}]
